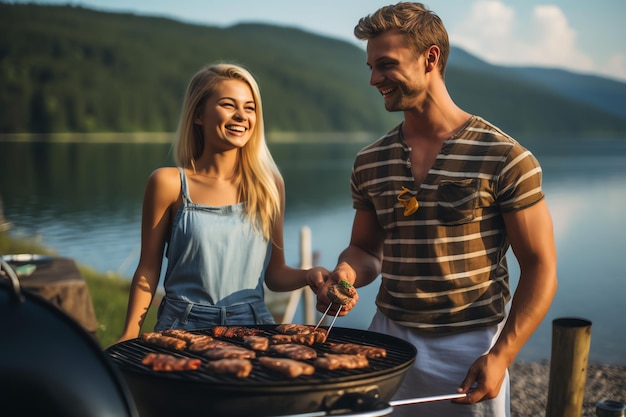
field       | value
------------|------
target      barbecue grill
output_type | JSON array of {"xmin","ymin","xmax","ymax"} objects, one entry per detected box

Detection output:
[
  {"xmin": 106, "ymin": 325, "xmax": 417, "ymax": 417},
  {"xmin": 1, "ymin": 258, "xmax": 464, "ymax": 417},
  {"xmin": 0, "ymin": 261, "xmax": 139, "ymax": 417}
]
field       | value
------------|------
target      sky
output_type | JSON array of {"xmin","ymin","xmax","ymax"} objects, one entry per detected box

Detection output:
[{"xmin": 12, "ymin": 0, "xmax": 626, "ymax": 82}]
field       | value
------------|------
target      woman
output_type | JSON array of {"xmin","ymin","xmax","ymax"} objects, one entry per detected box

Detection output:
[{"xmin": 117, "ymin": 63, "xmax": 325, "ymax": 342}]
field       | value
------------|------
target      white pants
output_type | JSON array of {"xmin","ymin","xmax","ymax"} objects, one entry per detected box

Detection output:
[{"xmin": 369, "ymin": 311, "xmax": 510, "ymax": 417}]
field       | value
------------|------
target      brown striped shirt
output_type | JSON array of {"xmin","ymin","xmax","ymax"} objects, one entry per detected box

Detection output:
[{"xmin": 351, "ymin": 116, "xmax": 544, "ymax": 333}]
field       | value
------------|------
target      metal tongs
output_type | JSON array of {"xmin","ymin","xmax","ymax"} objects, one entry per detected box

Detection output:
[{"xmin": 313, "ymin": 303, "xmax": 343, "ymax": 337}]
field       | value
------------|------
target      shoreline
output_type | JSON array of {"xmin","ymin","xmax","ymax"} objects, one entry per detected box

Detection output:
[{"xmin": 510, "ymin": 360, "xmax": 625, "ymax": 417}]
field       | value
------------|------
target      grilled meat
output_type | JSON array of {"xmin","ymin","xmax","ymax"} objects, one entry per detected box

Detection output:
[
  {"xmin": 267, "ymin": 343, "xmax": 317, "ymax": 360},
  {"xmin": 328, "ymin": 342, "xmax": 387, "ymax": 358},
  {"xmin": 141, "ymin": 332, "xmax": 187, "ymax": 350},
  {"xmin": 311, "ymin": 328, "xmax": 328, "ymax": 344},
  {"xmin": 271, "ymin": 333, "xmax": 316, "ymax": 346},
  {"xmin": 203, "ymin": 346, "xmax": 256, "ymax": 360},
  {"xmin": 188, "ymin": 339, "xmax": 236, "ymax": 354},
  {"xmin": 327, "ymin": 280, "xmax": 357, "ymax": 305},
  {"xmin": 314, "ymin": 353, "xmax": 369, "ymax": 371},
  {"xmin": 212, "ymin": 326, "xmax": 228, "ymax": 338},
  {"xmin": 141, "ymin": 353, "xmax": 201, "ymax": 371},
  {"xmin": 162, "ymin": 329, "xmax": 213, "ymax": 345},
  {"xmin": 243, "ymin": 335, "xmax": 270, "ymax": 351},
  {"xmin": 274, "ymin": 324, "xmax": 327, "ymax": 343},
  {"xmin": 258, "ymin": 357, "xmax": 315, "ymax": 378},
  {"xmin": 275, "ymin": 324, "xmax": 312, "ymax": 334},
  {"xmin": 212, "ymin": 325, "xmax": 265, "ymax": 339},
  {"xmin": 205, "ymin": 358, "xmax": 253, "ymax": 378}
]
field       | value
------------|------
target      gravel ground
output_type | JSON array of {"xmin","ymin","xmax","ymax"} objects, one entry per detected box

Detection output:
[{"xmin": 510, "ymin": 360, "xmax": 626, "ymax": 417}]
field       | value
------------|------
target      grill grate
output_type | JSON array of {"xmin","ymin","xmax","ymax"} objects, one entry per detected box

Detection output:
[{"xmin": 106, "ymin": 325, "xmax": 416, "ymax": 386}]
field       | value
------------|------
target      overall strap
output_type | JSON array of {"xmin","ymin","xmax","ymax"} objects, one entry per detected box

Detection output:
[{"xmin": 177, "ymin": 167, "xmax": 192, "ymax": 205}]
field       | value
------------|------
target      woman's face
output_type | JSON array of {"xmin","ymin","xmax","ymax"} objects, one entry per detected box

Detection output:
[{"xmin": 194, "ymin": 78, "xmax": 257, "ymax": 152}]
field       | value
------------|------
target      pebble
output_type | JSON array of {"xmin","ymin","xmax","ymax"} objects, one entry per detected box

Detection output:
[{"xmin": 510, "ymin": 360, "xmax": 626, "ymax": 417}]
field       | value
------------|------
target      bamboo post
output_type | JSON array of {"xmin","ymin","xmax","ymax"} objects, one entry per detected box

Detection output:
[{"xmin": 546, "ymin": 317, "xmax": 592, "ymax": 417}]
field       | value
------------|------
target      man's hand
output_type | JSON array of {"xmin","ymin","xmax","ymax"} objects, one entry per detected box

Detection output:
[
  {"xmin": 454, "ymin": 353, "xmax": 509, "ymax": 404},
  {"xmin": 328, "ymin": 262, "xmax": 358, "ymax": 314},
  {"xmin": 309, "ymin": 262, "xmax": 358, "ymax": 316}
]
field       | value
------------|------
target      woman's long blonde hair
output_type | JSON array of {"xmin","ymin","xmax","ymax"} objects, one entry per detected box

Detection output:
[{"xmin": 173, "ymin": 63, "xmax": 281, "ymax": 241}]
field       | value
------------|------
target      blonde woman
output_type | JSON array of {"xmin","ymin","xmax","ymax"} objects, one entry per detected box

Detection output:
[{"xmin": 118, "ymin": 63, "xmax": 326, "ymax": 342}]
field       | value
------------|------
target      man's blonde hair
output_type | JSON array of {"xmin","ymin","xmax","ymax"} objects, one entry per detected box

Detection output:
[{"xmin": 354, "ymin": 2, "xmax": 450, "ymax": 75}]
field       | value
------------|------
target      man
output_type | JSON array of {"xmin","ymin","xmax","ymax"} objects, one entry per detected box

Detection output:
[{"xmin": 306, "ymin": 3, "xmax": 557, "ymax": 416}]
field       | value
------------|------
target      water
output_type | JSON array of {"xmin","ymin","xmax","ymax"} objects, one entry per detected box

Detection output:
[{"xmin": 1, "ymin": 138, "xmax": 625, "ymax": 365}]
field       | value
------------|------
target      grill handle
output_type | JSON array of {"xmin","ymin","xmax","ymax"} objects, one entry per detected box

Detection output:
[
  {"xmin": 276, "ymin": 392, "xmax": 467, "ymax": 417},
  {"xmin": 389, "ymin": 392, "xmax": 467, "ymax": 406}
]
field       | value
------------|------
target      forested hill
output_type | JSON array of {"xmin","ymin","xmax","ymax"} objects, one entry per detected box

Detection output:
[{"xmin": 2, "ymin": 3, "xmax": 626, "ymax": 140}]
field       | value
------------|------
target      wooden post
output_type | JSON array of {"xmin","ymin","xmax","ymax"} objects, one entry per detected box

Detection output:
[
  {"xmin": 0, "ymin": 195, "xmax": 10, "ymax": 232},
  {"xmin": 281, "ymin": 289, "xmax": 302, "ymax": 324},
  {"xmin": 281, "ymin": 226, "xmax": 315, "ymax": 324},
  {"xmin": 546, "ymin": 317, "xmax": 592, "ymax": 417},
  {"xmin": 299, "ymin": 226, "xmax": 315, "ymax": 324}
]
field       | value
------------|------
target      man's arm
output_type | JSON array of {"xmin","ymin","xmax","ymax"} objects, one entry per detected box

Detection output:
[{"xmin": 457, "ymin": 199, "xmax": 558, "ymax": 403}]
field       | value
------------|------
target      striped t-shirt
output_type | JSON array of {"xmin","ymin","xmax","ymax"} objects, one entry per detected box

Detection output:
[{"xmin": 351, "ymin": 115, "xmax": 544, "ymax": 333}]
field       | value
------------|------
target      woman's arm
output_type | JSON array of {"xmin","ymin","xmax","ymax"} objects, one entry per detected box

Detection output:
[
  {"xmin": 263, "ymin": 175, "xmax": 329, "ymax": 292},
  {"xmin": 117, "ymin": 168, "xmax": 180, "ymax": 343}
]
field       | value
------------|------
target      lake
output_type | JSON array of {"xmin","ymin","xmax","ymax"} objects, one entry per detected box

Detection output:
[{"xmin": 1, "ymin": 136, "xmax": 625, "ymax": 365}]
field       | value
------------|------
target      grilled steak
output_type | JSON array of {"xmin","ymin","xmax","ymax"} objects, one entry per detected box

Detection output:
[
  {"xmin": 328, "ymin": 343, "xmax": 387, "ymax": 358},
  {"xmin": 211, "ymin": 326, "xmax": 265, "ymax": 339},
  {"xmin": 141, "ymin": 332, "xmax": 187, "ymax": 350},
  {"xmin": 267, "ymin": 343, "xmax": 317, "ymax": 360},
  {"xmin": 203, "ymin": 346, "xmax": 256, "ymax": 360},
  {"xmin": 275, "ymin": 323, "xmax": 312, "ymax": 334},
  {"xmin": 243, "ymin": 335, "xmax": 269, "ymax": 351},
  {"xmin": 188, "ymin": 339, "xmax": 236, "ymax": 354},
  {"xmin": 314, "ymin": 353, "xmax": 369, "ymax": 370},
  {"xmin": 141, "ymin": 353, "xmax": 201, "ymax": 371},
  {"xmin": 205, "ymin": 358, "xmax": 253, "ymax": 378},
  {"xmin": 275, "ymin": 324, "xmax": 327, "ymax": 343},
  {"xmin": 271, "ymin": 333, "xmax": 316, "ymax": 346},
  {"xmin": 258, "ymin": 357, "xmax": 315, "ymax": 378},
  {"xmin": 212, "ymin": 326, "xmax": 228, "ymax": 337},
  {"xmin": 311, "ymin": 328, "xmax": 328, "ymax": 343},
  {"xmin": 163, "ymin": 329, "xmax": 213, "ymax": 345},
  {"xmin": 327, "ymin": 280, "xmax": 357, "ymax": 305}
]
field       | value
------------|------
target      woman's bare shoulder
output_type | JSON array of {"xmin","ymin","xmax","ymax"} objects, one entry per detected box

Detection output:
[
  {"xmin": 146, "ymin": 167, "xmax": 182, "ymax": 197},
  {"xmin": 149, "ymin": 167, "xmax": 180, "ymax": 183}
]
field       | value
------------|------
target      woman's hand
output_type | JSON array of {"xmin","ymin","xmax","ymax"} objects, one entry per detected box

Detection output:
[{"xmin": 304, "ymin": 266, "xmax": 329, "ymax": 295}]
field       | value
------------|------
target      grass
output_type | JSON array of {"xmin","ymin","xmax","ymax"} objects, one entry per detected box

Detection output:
[
  {"xmin": 0, "ymin": 230, "xmax": 158, "ymax": 348},
  {"xmin": 79, "ymin": 265, "xmax": 161, "ymax": 347}
]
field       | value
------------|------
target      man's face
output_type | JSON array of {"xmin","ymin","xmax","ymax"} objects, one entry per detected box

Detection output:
[{"xmin": 366, "ymin": 29, "xmax": 427, "ymax": 112}]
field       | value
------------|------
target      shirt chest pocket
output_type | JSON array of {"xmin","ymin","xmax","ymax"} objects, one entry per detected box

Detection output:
[
  {"xmin": 436, "ymin": 178, "xmax": 478, "ymax": 225},
  {"xmin": 366, "ymin": 181, "xmax": 403, "ymax": 230}
]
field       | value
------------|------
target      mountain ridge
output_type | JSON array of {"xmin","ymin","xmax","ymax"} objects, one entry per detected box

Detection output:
[{"xmin": 1, "ymin": 3, "xmax": 625, "ymax": 140}]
